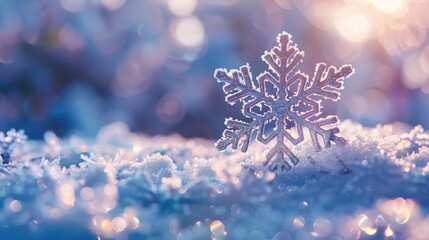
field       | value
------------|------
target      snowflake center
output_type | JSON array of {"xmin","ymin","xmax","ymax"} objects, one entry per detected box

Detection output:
[{"xmin": 273, "ymin": 102, "xmax": 289, "ymax": 115}]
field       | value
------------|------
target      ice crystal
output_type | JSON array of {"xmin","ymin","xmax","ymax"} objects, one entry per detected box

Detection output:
[
  {"xmin": 0, "ymin": 129, "xmax": 27, "ymax": 164},
  {"xmin": 214, "ymin": 32, "xmax": 355, "ymax": 172}
]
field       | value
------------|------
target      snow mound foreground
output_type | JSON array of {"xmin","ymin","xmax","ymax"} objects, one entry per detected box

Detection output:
[{"xmin": 1, "ymin": 121, "xmax": 429, "ymax": 239}]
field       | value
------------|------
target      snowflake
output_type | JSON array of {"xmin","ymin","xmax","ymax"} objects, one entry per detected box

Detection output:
[
  {"xmin": 214, "ymin": 32, "xmax": 355, "ymax": 172},
  {"xmin": 0, "ymin": 129, "xmax": 27, "ymax": 164}
]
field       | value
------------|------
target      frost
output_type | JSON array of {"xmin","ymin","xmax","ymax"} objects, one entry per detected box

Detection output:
[
  {"xmin": 1, "ymin": 121, "xmax": 429, "ymax": 239},
  {"xmin": 0, "ymin": 129, "xmax": 27, "ymax": 164},
  {"xmin": 215, "ymin": 32, "xmax": 355, "ymax": 172},
  {"xmin": 140, "ymin": 153, "xmax": 177, "ymax": 187}
]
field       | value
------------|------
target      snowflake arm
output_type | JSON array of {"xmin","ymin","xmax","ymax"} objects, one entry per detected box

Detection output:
[
  {"xmin": 214, "ymin": 31, "xmax": 354, "ymax": 172},
  {"xmin": 216, "ymin": 118, "xmax": 256, "ymax": 153},
  {"xmin": 289, "ymin": 63, "xmax": 354, "ymax": 151},
  {"xmin": 261, "ymin": 32, "xmax": 304, "ymax": 85},
  {"xmin": 214, "ymin": 64, "xmax": 274, "ymax": 108},
  {"xmin": 302, "ymin": 63, "xmax": 354, "ymax": 101}
]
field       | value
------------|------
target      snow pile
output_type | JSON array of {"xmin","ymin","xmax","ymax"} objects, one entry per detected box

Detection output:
[{"xmin": 1, "ymin": 121, "xmax": 429, "ymax": 239}]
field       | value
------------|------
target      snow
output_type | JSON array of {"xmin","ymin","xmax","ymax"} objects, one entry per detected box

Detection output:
[
  {"xmin": 214, "ymin": 32, "xmax": 355, "ymax": 172},
  {"xmin": 0, "ymin": 121, "xmax": 429, "ymax": 239}
]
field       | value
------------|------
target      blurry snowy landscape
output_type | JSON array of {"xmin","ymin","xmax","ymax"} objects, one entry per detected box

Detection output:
[{"xmin": 1, "ymin": 121, "xmax": 429, "ymax": 239}]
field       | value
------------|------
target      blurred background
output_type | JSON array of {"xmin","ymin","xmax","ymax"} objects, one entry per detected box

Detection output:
[{"xmin": 0, "ymin": 0, "xmax": 429, "ymax": 139}]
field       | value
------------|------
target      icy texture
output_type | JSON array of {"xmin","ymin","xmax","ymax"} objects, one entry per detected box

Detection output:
[
  {"xmin": 215, "ymin": 32, "xmax": 355, "ymax": 172},
  {"xmin": 0, "ymin": 129, "xmax": 27, "ymax": 164},
  {"xmin": 1, "ymin": 121, "xmax": 429, "ymax": 239}
]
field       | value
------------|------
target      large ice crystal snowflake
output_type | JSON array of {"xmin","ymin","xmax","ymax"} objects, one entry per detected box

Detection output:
[{"xmin": 214, "ymin": 32, "xmax": 355, "ymax": 172}]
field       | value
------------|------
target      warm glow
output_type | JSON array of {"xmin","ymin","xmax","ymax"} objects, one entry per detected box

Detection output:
[
  {"xmin": 56, "ymin": 183, "xmax": 75, "ymax": 208},
  {"xmin": 344, "ymin": 0, "xmax": 372, "ymax": 10},
  {"xmin": 112, "ymin": 217, "xmax": 127, "ymax": 232},
  {"xmin": 357, "ymin": 214, "xmax": 377, "ymax": 235},
  {"xmin": 167, "ymin": 0, "xmax": 197, "ymax": 16},
  {"xmin": 385, "ymin": 224, "xmax": 394, "ymax": 237},
  {"xmin": 80, "ymin": 187, "xmax": 95, "ymax": 201},
  {"xmin": 372, "ymin": 0, "xmax": 404, "ymax": 14},
  {"xmin": 395, "ymin": 207, "xmax": 411, "ymax": 224},
  {"xmin": 293, "ymin": 216, "xmax": 305, "ymax": 228},
  {"xmin": 210, "ymin": 220, "xmax": 226, "ymax": 237},
  {"xmin": 101, "ymin": 219, "xmax": 113, "ymax": 234},
  {"xmin": 335, "ymin": 8, "xmax": 371, "ymax": 43}
]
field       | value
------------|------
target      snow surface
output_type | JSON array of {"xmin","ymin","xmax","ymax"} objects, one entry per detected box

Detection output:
[{"xmin": 1, "ymin": 121, "xmax": 429, "ymax": 239}]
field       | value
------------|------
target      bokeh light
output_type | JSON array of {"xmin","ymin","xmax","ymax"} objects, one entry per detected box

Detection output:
[
  {"xmin": 335, "ymin": 8, "xmax": 371, "ymax": 43},
  {"xmin": 0, "ymin": 0, "xmax": 428, "ymax": 139},
  {"xmin": 166, "ymin": 0, "xmax": 198, "ymax": 17},
  {"xmin": 171, "ymin": 16, "xmax": 205, "ymax": 48}
]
